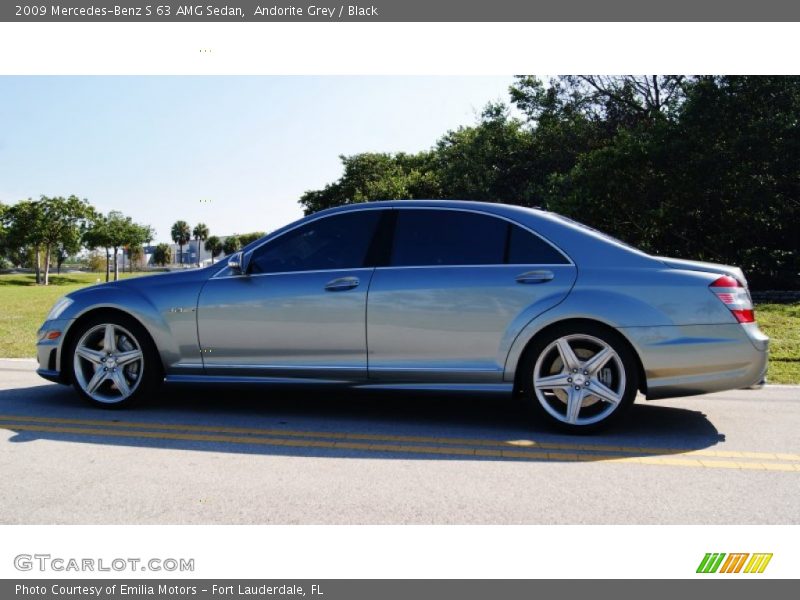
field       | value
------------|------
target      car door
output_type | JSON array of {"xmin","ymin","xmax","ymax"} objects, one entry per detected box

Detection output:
[
  {"xmin": 196, "ymin": 209, "xmax": 385, "ymax": 379},
  {"xmin": 366, "ymin": 208, "xmax": 577, "ymax": 383}
]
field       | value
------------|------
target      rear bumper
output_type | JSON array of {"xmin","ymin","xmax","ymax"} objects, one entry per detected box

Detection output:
[{"xmin": 621, "ymin": 322, "xmax": 769, "ymax": 400}]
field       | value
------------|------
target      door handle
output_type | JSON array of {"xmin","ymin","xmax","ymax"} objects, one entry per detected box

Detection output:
[
  {"xmin": 515, "ymin": 270, "xmax": 554, "ymax": 284},
  {"xmin": 325, "ymin": 276, "xmax": 360, "ymax": 291}
]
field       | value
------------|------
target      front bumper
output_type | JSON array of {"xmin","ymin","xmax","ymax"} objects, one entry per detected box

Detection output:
[
  {"xmin": 35, "ymin": 318, "xmax": 73, "ymax": 384},
  {"xmin": 621, "ymin": 322, "xmax": 769, "ymax": 400}
]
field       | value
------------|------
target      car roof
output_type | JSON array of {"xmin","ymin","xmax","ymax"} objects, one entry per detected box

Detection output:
[{"xmin": 250, "ymin": 200, "xmax": 658, "ymax": 269}]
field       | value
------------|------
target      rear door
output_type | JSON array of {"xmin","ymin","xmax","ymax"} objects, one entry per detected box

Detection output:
[{"xmin": 366, "ymin": 208, "xmax": 577, "ymax": 383}]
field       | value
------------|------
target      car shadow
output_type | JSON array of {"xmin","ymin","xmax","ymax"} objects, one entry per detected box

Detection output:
[{"xmin": 0, "ymin": 382, "xmax": 726, "ymax": 463}]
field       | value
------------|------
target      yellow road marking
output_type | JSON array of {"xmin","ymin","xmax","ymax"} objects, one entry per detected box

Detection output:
[
  {"xmin": 1, "ymin": 413, "xmax": 799, "ymax": 463},
  {"xmin": 0, "ymin": 420, "xmax": 798, "ymax": 472}
]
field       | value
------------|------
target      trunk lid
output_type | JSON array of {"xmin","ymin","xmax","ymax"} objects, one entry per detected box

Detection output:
[{"xmin": 657, "ymin": 257, "xmax": 748, "ymax": 287}]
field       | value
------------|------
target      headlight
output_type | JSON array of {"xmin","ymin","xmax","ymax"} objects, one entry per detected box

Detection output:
[{"xmin": 45, "ymin": 297, "xmax": 74, "ymax": 321}]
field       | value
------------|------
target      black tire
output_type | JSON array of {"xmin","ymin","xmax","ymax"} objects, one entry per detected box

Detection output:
[
  {"xmin": 65, "ymin": 312, "xmax": 161, "ymax": 409},
  {"xmin": 519, "ymin": 322, "xmax": 639, "ymax": 434}
]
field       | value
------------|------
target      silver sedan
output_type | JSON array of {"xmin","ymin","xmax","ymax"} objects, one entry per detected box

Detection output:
[{"xmin": 36, "ymin": 200, "xmax": 769, "ymax": 432}]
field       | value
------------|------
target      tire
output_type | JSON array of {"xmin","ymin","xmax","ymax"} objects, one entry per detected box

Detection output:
[
  {"xmin": 66, "ymin": 312, "xmax": 161, "ymax": 409},
  {"xmin": 519, "ymin": 322, "xmax": 638, "ymax": 433}
]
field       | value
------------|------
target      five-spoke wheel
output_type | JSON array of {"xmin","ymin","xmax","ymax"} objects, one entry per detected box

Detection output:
[
  {"xmin": 522, "ymin": 324, "xmax": 637, "ymax": 432},
  {"xmin": 68, "ymin": 314, "xmax": 159, "ymax": 408}
]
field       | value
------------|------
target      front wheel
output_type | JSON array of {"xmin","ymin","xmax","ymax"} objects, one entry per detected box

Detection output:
[
  {"xmin": 521, "ymin": 324, "xmax": 639, "ymax": 433},
  {"xmin": 67, "ymin": 314, "xmax": 160, "ymax": 408}
]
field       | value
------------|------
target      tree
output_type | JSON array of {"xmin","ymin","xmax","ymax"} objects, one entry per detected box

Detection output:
[
  {"xmin": 171, "ymin": 220, "xmax": 191, "ymax": 265},
  {"xmin": 299, "ymin": 151, "xmax": 441, "ymax": 214},
  {"xmin": 222, "ymin": 236, "xmax": 241, "ymax": 256},
  {"xmin": 152, "ymin": 243, "xmax": 172, "ymax": 266},
  {"xmin": 205, "ymin": 236, "xmax": 222, "ymax": 263},
  {"xmin": 83, "ymin": 214, "xmax": 113, "ymax": 282},
  {"xmin": 56, "ymin": 226, "xmax": 82, "ymax": 274},
  {"xmin": 105, "ymin": 211, "xmax": 134, "ymax": 281},
  {"xmin": 297, "ymin": 75, "xmax": 800, "ymax": 289},
  {"xmin": 237, "ymin": 231, "xmax": 266, "ymax": 246},
  {"xmin": 37, "ymin": 195, "xmax": 92, "ymax": 285},
  {"xmin": 85, "ymin": 212, "xmax": 152, "ymax": 281},
  {"xmin": 3, "ymin": 199, "xmax": 45, "ymax": 282},
  {"xmin": 133, "ymin": 225, "xmax": 155, "ymax": 272},
  {"xmin": 192, "ymin": 222, "xmax": 209, "ymax": 267}
]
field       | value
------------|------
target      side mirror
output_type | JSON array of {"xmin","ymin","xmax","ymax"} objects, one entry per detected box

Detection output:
[{"xmin": 227, "ymin": 251, "xmax": 248, "ymax": 275}]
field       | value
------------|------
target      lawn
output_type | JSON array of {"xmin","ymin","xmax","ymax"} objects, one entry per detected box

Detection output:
[
  {"xmin": 0, "ymin": 272, "xmax": 798, "ymax": 384},
  {"xmin": 0, "ymin": 271, "xmax": 152, "ymax": 359}
]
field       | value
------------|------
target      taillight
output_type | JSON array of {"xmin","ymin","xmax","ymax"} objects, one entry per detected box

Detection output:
[{"xmin": 710, "ymin": 275, "xmax": 755, "ymax": 323}]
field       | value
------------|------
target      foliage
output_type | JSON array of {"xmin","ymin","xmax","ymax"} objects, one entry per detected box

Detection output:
[
  {"xmin": 193, "ymin": 222, "xmax": 210, "ymax": 267},
  {"xmin": 1, "ymin": 196, "xmax": 93, "ymax": 285},
  {"xmin": 152, "ymin": 243, "xmax": 172, "ymax": 266},
  {"xmin": 299, "ymin": 76, "xmax": 800, "ymax": 289},
  {"xmin": 86, "ymin": 251, "xmax": 106, "ymax": 273},
  {"xmin": 171, "ymin": 220, "xmax": 191, "ymax": 265},
  {"xmin": 222, "ymin": 236, "xmax": 241, "ymax": 255},
  {"xmin": 84, "ymin": 210, "xmax": 152, "ymax": 281},
  {"xmin": 205, "ymin": 236, "xmax": 223, "ymax": 263},
  {"xmin": 237, "ymin": 231, "xmax": 266, "ymax": 246}
]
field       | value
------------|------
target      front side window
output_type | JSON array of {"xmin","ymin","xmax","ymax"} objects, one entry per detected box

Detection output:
[{"xmin": 249, "ymin": 210, "xmax": 382, "ymax": 274}]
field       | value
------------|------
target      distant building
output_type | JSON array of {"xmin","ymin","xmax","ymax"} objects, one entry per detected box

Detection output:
[{"xmin": 142, "ymin": 235, "xmax": 237, "ymax": 268}]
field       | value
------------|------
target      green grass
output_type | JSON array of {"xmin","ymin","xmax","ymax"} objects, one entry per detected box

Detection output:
[
  {"xmin": 755, "ymin": 303, "xmax": 800, "ymax": 384},
  {"xmin": 0, "ymin": 272, "xmax": 151, "ymax": 358},
  {"xmin": 0, "ymin": 272, "xmax": 798, "ymax": 384}
]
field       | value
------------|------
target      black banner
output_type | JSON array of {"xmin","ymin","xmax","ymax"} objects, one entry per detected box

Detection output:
[
  {"xmin": 4, "ymin": 580, "xmax": 799, "ymax": 600},
  {"xmin": 4, "ymin": 0, "xmax": 800, "ymax": 22}
]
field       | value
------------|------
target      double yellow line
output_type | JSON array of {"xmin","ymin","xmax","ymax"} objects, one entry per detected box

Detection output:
[{"xmin": 1, "ymin": 414, "xmax": 799, "ymax": 472}]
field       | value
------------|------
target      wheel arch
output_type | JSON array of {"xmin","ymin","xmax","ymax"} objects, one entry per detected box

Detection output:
[
  {"xmin": 510, "ymin": 317, "xmax": 647, "ymax": 397},
  {"xmin": 60, "ymin": 306, "xmax": 164, "ymax": 382}
]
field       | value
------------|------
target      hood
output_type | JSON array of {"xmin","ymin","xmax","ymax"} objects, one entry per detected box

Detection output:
[
  {"xmin": 66, "ymin": 268, "xmax": 213, "ymax": 300},
  {"xmin": 657, "ymin": 257, "xmax": 747, "ymax": 286}
]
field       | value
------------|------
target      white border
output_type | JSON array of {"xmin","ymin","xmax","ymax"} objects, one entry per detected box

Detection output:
[
  {"xmin": 2, "ymin": 18, "xmax": 799, "ymax": 583},
  {"xmin": 0, "ymin": 22, "xmax": 799, "ymax": 75},
  {"xmin": 2, "ymin": 525, "xmax": 797, "ymax": 579}
]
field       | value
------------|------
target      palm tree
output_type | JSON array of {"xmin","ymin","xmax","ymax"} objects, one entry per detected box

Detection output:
[
  {"xmin": 222, "ymin": 235, "xmax": 241, "ymax": 256},
  {"xmin": 192, "ymin": 222, "xmax": 209, "ymax": 267},
  {"xmin": 205, "ymin": 235, "xmax": 222, "ymax": 264},
  {"xmin": 171, "ymin": 220, "xmax": 191, "ymax": 265}
]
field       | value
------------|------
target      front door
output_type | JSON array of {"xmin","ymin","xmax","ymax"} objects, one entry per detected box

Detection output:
[{"xmin": 196, "ymin": 209, "xmax": 385, "ymax": 380}]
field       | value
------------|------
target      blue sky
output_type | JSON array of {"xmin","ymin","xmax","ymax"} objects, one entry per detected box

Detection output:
[{"xmin": 0, "ymin": 76, "xmax": 514, "ymax": 242}]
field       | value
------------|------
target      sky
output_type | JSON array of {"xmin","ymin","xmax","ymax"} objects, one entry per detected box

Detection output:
[{"xmin": 0, "ymin": 76, "xmax": 515, "ymax": 242}]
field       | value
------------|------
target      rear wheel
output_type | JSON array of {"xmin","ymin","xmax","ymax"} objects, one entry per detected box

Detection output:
[
  {"xmin": 67, "ymin": 314, "xmax": 160, "ymax": 408},
  {"xmin": 521, "ymin": 324, "xmax": 638, "ymax": 433}
]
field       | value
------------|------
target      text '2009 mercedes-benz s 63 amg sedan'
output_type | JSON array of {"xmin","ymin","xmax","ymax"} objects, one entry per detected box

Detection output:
[{"xmin": 36, "ymin": 200, "xmax": 769, "ymax": 432}]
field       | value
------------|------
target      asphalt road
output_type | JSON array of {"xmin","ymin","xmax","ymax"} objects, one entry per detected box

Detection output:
[{"xmin": 1, "ymin": 359, "xmax": 798, "ymax": 525}]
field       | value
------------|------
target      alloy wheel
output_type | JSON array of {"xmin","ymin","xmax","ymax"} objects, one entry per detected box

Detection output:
[
  {"xmin": 532, "ymin": 333, "xmax": 626, "ymax": 426},
  {"xmin": 73, "ymin": 323, "xmax": 145, "ymax": 404}
]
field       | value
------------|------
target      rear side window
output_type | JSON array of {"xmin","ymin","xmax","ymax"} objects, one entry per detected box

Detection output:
[
  {"xmin": 389, "ymin": 209, "xmax": 568, "ymax": 267},
  {"xmin": 249, "ymin": 210, "xmax": 382, "ymax": 274},
  {"xmin": 391, "ymin": 209, "xmax": 507, "ymax": 266},
  {"xmin": 507, "ymin": 223, "xmax": 568, "ymax": 264}
]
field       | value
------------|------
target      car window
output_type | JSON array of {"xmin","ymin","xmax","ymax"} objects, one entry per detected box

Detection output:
[
  {"xmin": 391, "ymin": 209, "xmax": 507, "ymax": 266},
  {"xmin": 249, "ymin": 210, "xmax": 382, "ymax": 274},
  {"xmin": 507, "ymin": 223, "xmax": 569, "ymax": 264}
]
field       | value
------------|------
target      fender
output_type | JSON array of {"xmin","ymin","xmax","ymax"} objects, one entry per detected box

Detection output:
[
  {"xmin": 57, "ymin": 278, "xmax": 203, "ymax": 375},
  {"xmin": 502, "ymin": 288, "xmax": 677, "ymax": 383}
]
